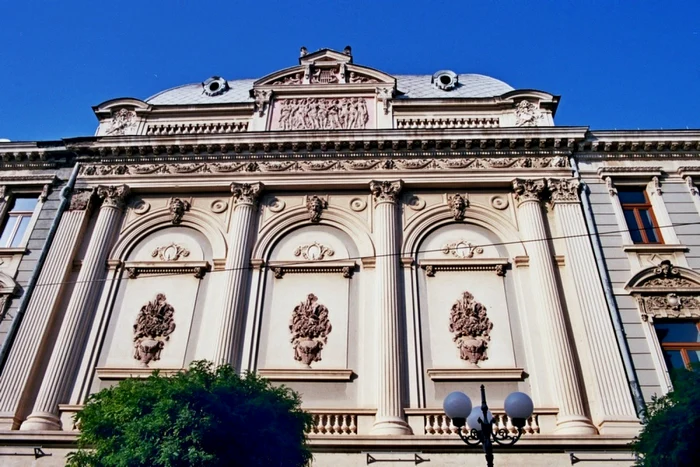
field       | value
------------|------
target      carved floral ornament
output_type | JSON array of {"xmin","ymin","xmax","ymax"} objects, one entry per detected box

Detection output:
[
  {"xmin": 547, "ymin": 178, "xmax": 580, "ymax": 204},
  {"xmin": 133, "ymin": 294, "xmax": 176, "ymax": 367},
  {"xmin": 442, "ymin": 240, "xmax": 484, "ymax": 259},
  {"xmin": 449, "ymin": 291, "xmax": 493, "ymax": 365},
  {"xmin": 151, "ymin": 243, "xmax": 190, "ymax": 261},
  {"xmin": 289, "ymin": 293, "xmax": 332, "ymax": 367},
  {"xmin": 294, "ymin": 242, "xmax": 334, "ymax": 261},
  {"xmin": 96, "ymin": 184, "xmax": 130, "ymax": 209},
  {"xmin": 68, "ymin": 189, "xmax": 95, "ymax": 211},
  {"xmin": 512, "ymin": 178, "xmax": 546, "ymax": 204}
]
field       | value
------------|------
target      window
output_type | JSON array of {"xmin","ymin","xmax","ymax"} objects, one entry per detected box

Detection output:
[
  {"xmin": 655, "ymin": 321, "xmax": 700, "ymax": 370},
  {"xmin": 618, "ymin": 188, "xmax": 663, "ymax": 244},
  {"xmin": 0, "ymin": 196, "xmax": 38, "ymax": 248}
]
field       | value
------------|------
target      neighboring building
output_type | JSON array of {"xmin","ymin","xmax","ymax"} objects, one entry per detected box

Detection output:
[{"xmin": 0, "ymin": 47, "xmax": 697, "ymax": 465}]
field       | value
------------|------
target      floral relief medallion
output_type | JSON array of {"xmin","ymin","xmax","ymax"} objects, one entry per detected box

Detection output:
[
  {"xmin": 449, "ymin": 291, "xmax": 493, "ymax": 366},
  {"xmin": 289, "ymin": 294, "xmax": 332, "ymax": 366},
  {"xmin": 133, "ymin": 294, "xmax": 176, "ymax": 367}
]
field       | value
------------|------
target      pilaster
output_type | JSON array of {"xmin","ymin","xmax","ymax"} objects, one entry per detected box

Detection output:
[
  {"xmin": 213, "ymin": 182, "xmax": 262, "ymax": 367},
  {"xmin": 0, "ymin": 189, "xmax": 94, "ymax": 430},
  {"xmin": 20, "ymin": 185, "xmax": 129, "ymax": 431},
  {"xmin": 512, "ymin": 178, "xmax": 596, "ymax": 435},
  {"xmin": 549, "ymin": 179, "xmax": 640, "ymax": 434},
  {"xmin": 369, "ymin": 180, "xmax": 412, "ymax": 435}
]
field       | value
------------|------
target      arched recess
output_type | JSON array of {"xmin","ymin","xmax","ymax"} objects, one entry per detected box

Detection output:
[
  {"xmin": 0, "ymin": 272, "xmax": 19, "ymax": 295},
  {"xmin": 404, "ymin": 201, "xmax": 530, "ymax": 409},
  {"xmin": 111, "ymin": 207, "xmax": 227, "ymax": 261},
  {"xmin": 402, "ymin": 201, "xmax": 525, "ymax": 258},
  {"xmin": 252, "ymin": 205, "xmax": 375, "ymax": 261}
]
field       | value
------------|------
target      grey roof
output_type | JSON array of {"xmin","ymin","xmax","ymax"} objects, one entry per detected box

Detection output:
[{"xmin": 145, "ymin": 74, "xmax": 513, "ymax": 106}]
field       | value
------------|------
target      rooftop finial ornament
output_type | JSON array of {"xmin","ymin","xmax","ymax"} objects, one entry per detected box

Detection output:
[
  {"xmin": 343, "ymin": 45, "xmax": 352, "ymax": 56},
  {"xmin": 300, "ymin": 46, "xmax": 308, "ymax": 57}
]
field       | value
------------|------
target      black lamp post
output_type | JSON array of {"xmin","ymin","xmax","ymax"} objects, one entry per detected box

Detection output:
[{"xmin": 443, "ymin": 385, "xmax": 534, "ymax": 467}]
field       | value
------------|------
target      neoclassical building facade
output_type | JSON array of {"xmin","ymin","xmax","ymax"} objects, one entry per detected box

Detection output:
[{"xmin": 0, "ymin": 47, "xmax": 698, "ymax": 465}]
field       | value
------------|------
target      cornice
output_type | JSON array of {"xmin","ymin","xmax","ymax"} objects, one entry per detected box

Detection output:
[{"xmin": 576, "ymin": 130, "xmax": 700, "ymax": 159}]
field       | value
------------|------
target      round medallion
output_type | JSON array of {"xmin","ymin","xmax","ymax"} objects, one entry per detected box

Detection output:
[
  {"xmin": 490, "ymin": 195, "xmax": 509, "ymax": 210},
  {"xmin": 132, "ymin": 200, "xmax": 151, "ymax": 215},
  {"xmin": 349, "ymin": 197, "xmax": 367, "ymax": 212},
  {"xmin": 268, "ymin": 198, "xmax": 286, "ymax": 213},
  {"xmin": 210, "ymin": 199, "xmax": 228, "ymax": 214}
]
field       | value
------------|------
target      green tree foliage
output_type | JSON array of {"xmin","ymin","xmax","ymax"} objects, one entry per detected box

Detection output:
[
  {"xmin": 632, "ymin": 368, "xmax": 700, "ymax": 466},
  {"xmin": 67, "ymin": 361, "xmax": 312, "ymax": 467}
]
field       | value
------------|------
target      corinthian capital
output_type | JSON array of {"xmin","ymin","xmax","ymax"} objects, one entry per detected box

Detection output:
[
  {"xmin": 548, "ymin": 178, "xmax": 581, "ymax": 204},
  {"xmin": 512, "ymin": 178, "xmax": 546, "ymax": 205},
  {"xmin": 231, "ymin": 182, "xmax": 263, "ymax": 206},
  {"xmin": 68, "ymin": 188, "xmax": 96, "ymax": 211},
  {"xmin": 370, "ymin": 180, "xmax": 403, "ymax": 204},
  {"xmin": 96, "ymin": 185, "xmax": 130, "ymax": 209}
]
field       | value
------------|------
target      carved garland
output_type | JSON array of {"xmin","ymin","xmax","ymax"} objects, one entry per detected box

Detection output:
[
  {"xmin": 294, "ymin": 242, "xmax": 335, "ymax": 261},
  {"xmin": 442, "ymin": 240, "xmax": 484, "ymax": 258},
  {"xmin": 151, "ymin": 243, "xmax": 190, "ymax": 261},
  {"xmin": 289, "ymin": 294, "xmax": 332, "ymax": 366},
  {"xmin": 448, "ymin": 291, "xmax": 493, "ymax": 365},
  {"xmin": 133, "ymin": 294, "xmax": 176, "ymax": 367}
]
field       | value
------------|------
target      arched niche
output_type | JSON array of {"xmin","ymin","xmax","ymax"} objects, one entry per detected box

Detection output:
[
  {"xmin": 412, "ymin": 219, "xmax": 526, "ymax": 407},
  {"xmin": 256, "ymin": 224, "xmax": 361, "ymax": 407},
  {"xmin": 98, "ymin": 226, "xmax": 213, "ymax": 374}
]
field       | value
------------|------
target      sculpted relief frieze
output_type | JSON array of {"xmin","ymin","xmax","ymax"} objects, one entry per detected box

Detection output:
[
  {"xmin": 133, "ymin": 294, "xmax": 176, "ymax": 367},
  {"xmin": 275, "ymin": 98, "xmax": 369, "ymax": 131},
  {"xmin": 79, "ymin": 156, "xmax": 569, "ymax": 178},
  {"xmin": 289, "ymin": 294, "xmax": 332, "ymax": 367},
  {"xmin": 105, "ymin": 109, "xmax": 138, "ymax": 136}
]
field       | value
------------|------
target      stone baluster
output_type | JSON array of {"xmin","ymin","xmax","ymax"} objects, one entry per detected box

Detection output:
[
  {"xmin": 0, "ymin": 190, "xmax": 95, "ymax": 430},
  {"xmin": 21, "ymin": 185, "xmax": 129, "ymax": 431},
  {"xmin": 369, "ymin": 180, "xmax": 412, "ymax": 435},
  {"xmin": 213, "ymin": 182, "xmax": 262, "ymax": 366},
  {"xmin": 548, "ymin": 179, "xmax": 640, "ymax": 433},
  {"xmin": 512, "ymin": 179, "xmax": 595, "ymax": 435}
]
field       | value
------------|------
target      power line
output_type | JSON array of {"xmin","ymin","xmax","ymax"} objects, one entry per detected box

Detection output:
[{"xmin": 24, "ymin": 219, "xmax": 700, "ymax": 289}]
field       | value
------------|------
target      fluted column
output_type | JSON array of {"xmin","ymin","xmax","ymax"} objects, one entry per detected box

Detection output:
[
  {"xmin": 213, "ymin": 182, "xmax": 262, "ymax": 367},
  {"xmin": 369, "ymin": 180, "xmax": 411, "ymax": 435},
  {"xmin": 548, "ymin": 179, "xmax": 639, "ymax": 432},
  {"xmin": 0, "ymin": 190, "xmax": 94, "ymax": 430},
  {"xmin": 0, "ymin": 186, "xmax": 9, "ymax": 221},
  {"xmin": 21, "ymin": 185, "xmax": 129, "ymax": 431},
  {"xmin": 512, "ymin": 179, "xmax": 596, "ymax": 435}
]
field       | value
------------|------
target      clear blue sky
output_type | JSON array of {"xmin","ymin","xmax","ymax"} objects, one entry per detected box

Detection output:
[{"xmin": 1, "ymin": 0, "xmax": 699, "ymax": 141}]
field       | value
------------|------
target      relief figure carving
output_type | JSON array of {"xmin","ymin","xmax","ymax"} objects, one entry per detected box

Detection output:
[
  {"xmin": 105, "ymin": 108, "xmax": 138, "ymax": 135},
  {"xmin": 449, "ymin": 291, "xmax": 493, "ymax": 366},
  {"xmin": 278, "ymin": 97, "xmax": 369, "ymax": 130},
  {"xmin": 169, "ymin": 198, "xmax": 191, "ymax": 225},
  {"xmin": 133, "ymin": 294, "xmax": 176, "ymax": 367},
  {"xmin": 305, "ymin": 195, "xmax": 328, "ymax": 223},
  {"xmin": 447, "ymin": 193, "xmax": 468, "ymax": 220},
  {"xmin": 289, "ymin": 293, "xmax": 332, "ymax": 367}
]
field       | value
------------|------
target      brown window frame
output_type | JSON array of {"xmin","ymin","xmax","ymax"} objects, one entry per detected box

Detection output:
[
  {"xmin": 657, "ymin": 321, "xmax": 700, "ymax": 370},
  {"xmin": 618, "ymin": 188, "xmax": 663, "ymax": 244}
]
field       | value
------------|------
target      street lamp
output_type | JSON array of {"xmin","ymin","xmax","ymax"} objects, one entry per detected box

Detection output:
[{"xmin": 443, "ymin": 385, "xmax": 534, "ymax": 467}]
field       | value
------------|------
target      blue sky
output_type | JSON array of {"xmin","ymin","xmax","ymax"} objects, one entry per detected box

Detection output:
[{"xmin": 1, "ymin": 0, "xmax": 699, "ymax": 141}]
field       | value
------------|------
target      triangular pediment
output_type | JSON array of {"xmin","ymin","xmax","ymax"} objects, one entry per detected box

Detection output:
[{"xmin": 300, "ymin": 48, "xmax": 353, "ymax": 65}]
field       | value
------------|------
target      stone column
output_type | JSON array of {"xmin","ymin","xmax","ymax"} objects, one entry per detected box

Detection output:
[
  {"xmin": 512, "ymin": 179, "xmax": 595, "ymax": 435},
  {"xmin": 548, "ymin": 179, "xmax": 640, "ymax": 433},
  {"xmin": 369, "ymin": 180, "xmax": 411, "ymax": 435},
  {"xmin": 0, "ymin": 190, "xmax": 94, "ymax": 430},
  {"xmin": 213, "ymin": 182, "xmax": 262, "ymax": 367},
  {"xmin": 21, "ymin": 185, "xmax": 129, "ymax": 431}
]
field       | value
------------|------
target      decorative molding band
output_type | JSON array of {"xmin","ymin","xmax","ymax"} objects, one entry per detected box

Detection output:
[
  {"xmin": 396, "ymin": 117, "xmax": 499, "ymax": 130},
  {"xmin": 95, "ymin": 367, "xmax": 183, "ymax": 379},
  {"xmin": 268, "ymin": 260, "xmax": 356, "ymax": 279},
  {"xmin": 622, "ymin": 244, "xmax": 689, "ymax": 253},
  {"xmin": 0, "ymin": 174, "xmax": 59, "ymax": 185},
  {"xmin": 419, "ymin": 258, "xmax": 509, "ymax": 277},
  {"xmin": 677, "ymin": 166, "xmax": 700, "ymax": 177},
  {"xmin": 257, "ymin": 369, "xmax": 354, "ymax": 382},
  {"xmin": 76, "ymin": 156, "xmax": 571, "ymax": 178},
  {"xmin": 146, "ymin": 121, "xmax": 248, "ymax": 136},
  {"xmin": 597, "ymin": 166, "xmax": 663, "ymax": 179},
  {"xmin": 123, "ymin": 260, "xmax": 211, "ymax": 279},
  {"xmin": 426, "ymin": 368, "xmax": 526, "ymax": 381}
]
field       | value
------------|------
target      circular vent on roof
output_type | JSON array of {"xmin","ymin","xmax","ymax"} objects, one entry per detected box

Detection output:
[
  {"xmin": 202, "ymin": 76, "xmax": 229, "ymax": 97},
  {"xmin": 432, "ymin": 70, "xmax": 459, "ymax": 91}
]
